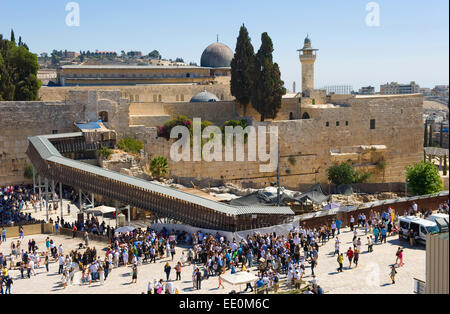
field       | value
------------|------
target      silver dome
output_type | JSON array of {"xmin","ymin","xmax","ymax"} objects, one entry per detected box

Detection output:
[
  {"xmin": 190, "ymin": 91, "xmax": 220, "ymax": 103},
  {"xmin": 200, "ymin": 42, "xmax": 233, "ymax": 68}
]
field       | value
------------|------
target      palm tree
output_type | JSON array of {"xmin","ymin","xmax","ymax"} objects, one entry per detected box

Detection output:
[{"xmin": 150, "ymin": 156, "xmax": 169, "ymax": 179}]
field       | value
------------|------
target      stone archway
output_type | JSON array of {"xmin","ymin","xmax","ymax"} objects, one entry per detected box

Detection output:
[{"xmin": 302, "ymin": 112, "xmax": 310, "ymax": 119}]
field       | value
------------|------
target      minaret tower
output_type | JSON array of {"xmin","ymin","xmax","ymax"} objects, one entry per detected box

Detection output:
[{"xmin": 298, "ymin": 35, "xmax": 318, "ymax": 96}]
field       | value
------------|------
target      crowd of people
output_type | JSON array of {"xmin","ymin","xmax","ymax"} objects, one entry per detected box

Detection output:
[
  {"xmin": 0, "ymin": 186, "xmax": 40, "ymax": 227},
  {"xmin": 0, "ymin": 186, "xmax": 448, "ymax": 294}
]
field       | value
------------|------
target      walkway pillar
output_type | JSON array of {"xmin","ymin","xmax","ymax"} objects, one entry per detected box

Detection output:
[
  {"xmin": 51, "ymin": 180, "xmax": 55, "ymax": 214},
  {"xmin": 32, "ymin": 166, "xmax": 36, "ymax": 194},
  {"xmin": 60, "ymin": 182, "xmax": 63, "ymax": 219},
  {"xmin": 44, "ymin": 178, "xmax": 49, "ymax": 221},
  {"xmin": 38, "ymin": 175, "xmax": 42, "ymax": 212}
]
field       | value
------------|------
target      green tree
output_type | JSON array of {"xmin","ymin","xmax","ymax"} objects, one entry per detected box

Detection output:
[
  {"xmin": 0, "ymin": 33, "xmax": 41, "ymax": 101},
  {"xmin": 251, "ymin": 32, "xmax": 286, "ymax": 121},
  {"xmin": 148, "ymin": 50, "xmax": 161, "ymax": 60},
  {"xmin": 326, "ymin": 162, "xmax": 372, "ymax": 185},
  {"xmin": 230, "ymin": 24, "xmax": 255, "ymax": 113},
  {"xmin": 150, "ymin": 156, "xmax": 169, "ymax": 178},
  {"xmin": 10, "ymin": 29, "xmax": 15, "ymax": 43},
  {"xmin": 406, "ymin": 161, "xmax": 443, "ymax": 195}
]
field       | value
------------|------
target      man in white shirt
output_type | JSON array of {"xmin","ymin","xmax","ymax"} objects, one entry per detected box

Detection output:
[
  {"xmin": 334, "ymin": 237, "xmax": 340, "ymax": 256},
  {"xmin": 58, "ymin": 255, "xmax": 65, "ymax": 274},
  {"xmin": 412, "ymin": 202, "xmax": 418, "ymax": 215}
]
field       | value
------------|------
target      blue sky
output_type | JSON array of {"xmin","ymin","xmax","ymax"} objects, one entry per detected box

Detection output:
[{"xmin": 1, "ymin": 0, "xmax": 448, "ymax": 90}]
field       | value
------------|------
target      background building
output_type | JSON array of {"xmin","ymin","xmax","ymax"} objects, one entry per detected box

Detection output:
[
  {"xmin": 321, "ymin": 85, "xmax": 353, "ymax": 95},
  {"xmin": 57, "ymin": 42, "xmax": 232, "ymax": 86},
  {"xmin": 380, "ymin": 81, "xmax": 420, "ymax": 95},
  {"xmin": 358, "ymin": 86, "xmax": 375, "ymax": 95}
]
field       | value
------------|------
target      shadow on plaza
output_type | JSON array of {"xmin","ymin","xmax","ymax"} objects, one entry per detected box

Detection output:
[{"xmin": 386, "ymin": 238, "xmax": 426, "ymax": 251}]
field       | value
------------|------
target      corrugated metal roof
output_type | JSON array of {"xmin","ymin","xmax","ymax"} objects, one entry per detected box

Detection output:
[{"xmin": 29, "ymin": 134, "xmax": 294, "ymax": 217}]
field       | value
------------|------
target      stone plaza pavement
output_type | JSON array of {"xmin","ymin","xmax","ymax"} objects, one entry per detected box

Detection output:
[{"xmin": 0, "ymin": 225, "xmax": 426, "ymax": 294}]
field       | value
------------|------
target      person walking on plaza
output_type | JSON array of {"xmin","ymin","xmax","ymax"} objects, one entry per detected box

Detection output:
[
  {"xmin": 175, "ymin": 262, "xmax": 182, "ymax": 281},
  {"xmin": 131, "ymin": 263, "xmax": 138, "ymax": 284},
  {"xmin": 333, "ymin": 237, "xmax": 340, "ymax": 256},
  {"xmin": 164, "ymin": 262, "xmax": 171, "ymax": 281},
  {"xmin": 195, "ymin": 268, "xmax": 202, "ymax": 290},
  {"xmin": 390, "ymin": 265, "xmax": 397, "ymax": 284},
  {"xmin": 331, "ymin": 220, "xmax": 336, "ymax": 238},
  {"xmin": 374, "ymin": 226, "xmax": 380, "ymax": 244},
  {"xmin": 1, "ymin": 228, "xmax": 6, "ymax": 242},
  {"xmin": 346, "ymin": 247, "xmax": 354, "ymax": 269},
  {"xmin": 337, "ymin": 253, "xmax": 344, "ymax": 272},
  {"xmin": 336, "ymin": 218, "xmax": 342, "ymax": 235},
  {"xmin": 72, "ymin": 225, "xmax": 77, "ymax": 238},
  {"xmin": 4, "ymin": 276, "xmax": 13, "ymax": 294},
  {"xmin": 349, "ymin": 215, "xmax": 355, "ymax": 231},
  {"xmin": 353, "ymin": 248, "xmax": 360, "ymax": 268},
  {"xmin": 396, "ymin": 248, "xmax": 404, "ymax": 267},
  {"xmin": 84, "ymin": 232, "xmax": 89, "ymax": 247},
  {"xmin": 381, "ymin": 226, "xmax": 387, "ymax": 243},
  {"xmin": 218, "ymin": 274, "xmax": 225, "ymax": 289}
]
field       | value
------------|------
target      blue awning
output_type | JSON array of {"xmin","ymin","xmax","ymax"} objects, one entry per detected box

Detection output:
[{"xmin": 75, "ymin": 120, "xmax": 102, "ymax": 130}]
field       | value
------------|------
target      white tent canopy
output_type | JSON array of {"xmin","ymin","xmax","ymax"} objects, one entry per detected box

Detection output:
[
  {"xmin": 221, "ymin": 272, "xmax": 258, "ymax": 286},
  {"xmin": 85, "ymin": 205, "xmax": 116, "ymax": 216}
]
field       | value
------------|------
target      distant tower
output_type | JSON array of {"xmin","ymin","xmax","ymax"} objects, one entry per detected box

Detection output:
[
  {"xmin": 293, "ymin": 81, "xmax": 296, "ymax": 93},
  {"xmin": 298, "ymin": 35, "xmax": 318, "ymax": 96}
]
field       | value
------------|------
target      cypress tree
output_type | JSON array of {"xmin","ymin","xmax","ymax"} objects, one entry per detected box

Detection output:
[
  {"xmin": 424, "ymin": 122, "xmax": 428, "ymax": 147},
  {"xmin": 444, "ymin": 155, "xmax": 448, "ymax": 176},
  {"xmin": 429, "ymin": 123, "xmax": 434, "ymax": 147},
  {"xmin": 251, "ymin": 32, "xmax": 286, "ymax": 121},
  {"xmin": 230, "ymin": 24, "xmax": 255, "ymax": 114},
  {"xmin": 10, "ymin": 29, "xmax": 15, "ymax": 43}
]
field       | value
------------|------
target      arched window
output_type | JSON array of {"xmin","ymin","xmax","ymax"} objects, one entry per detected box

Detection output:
[
  {"xmin": 99, "ymin": 111, "xmax": 109, "ymax": 122},
  {"xmin": 289, "ymin": 112, "xmax": 294, "ymax": 120},
  {"xmin": 302, "ymin": 112, "xmax": 310, "ymax": 119}
]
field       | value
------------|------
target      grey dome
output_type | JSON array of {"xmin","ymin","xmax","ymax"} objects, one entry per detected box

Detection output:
[
  {"xmin": 190, "ymin": 91, "xmax": 220, "ymax": 103},
  {"xmin": 200, "ymin": 42, "xmax": 233, "ymax": 68}
]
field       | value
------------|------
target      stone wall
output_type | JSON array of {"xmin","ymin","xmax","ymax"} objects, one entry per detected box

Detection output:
[
  {"xmin": 0, "ymin": 90, "xmax": 130, "ymax": 185},
  {"xmin": 128, "ymin": 94, "xmax": 424, "ymax": 191},
  {"xmin": 1, "ymin": 89, "xmax": 425, "ymax": 192},
  {"xmin": 39, "ymin": 84, "xmax": 233, "ymax": 103},
  {"xmin": 0, "ymin": 100, "xmax": 84, "ymax": 185}
]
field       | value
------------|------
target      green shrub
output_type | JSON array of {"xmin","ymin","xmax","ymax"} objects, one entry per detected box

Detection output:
[
  {"xmin": 288, "ymin": 156, "xmax": 296, "ymax": 166},
  {"xmin": 118, "ymin": 138, "xmax": 144, "ymax": 154},
  {"xmin": 98, "ymin": 146, "xmax": 113, "ymax": 160},
  {"xmin": 150, "ymin": 156, "xmax": 169, "ymax": 178},
  {"xmin": 24, "ymin": 163, "xmax": 34, "ymax": 179},
  {"xmin": 326, "ymin": 162, "xmax": 372, "ymax": 185},
  {"xmin": 376, "ymin": 159, "xmax": 387, "ymax": 171}
]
